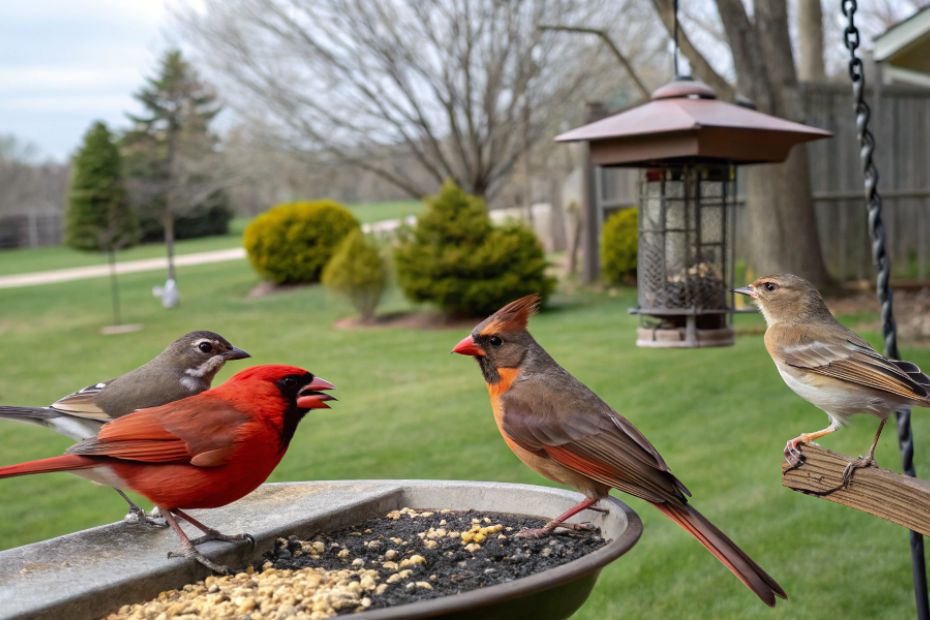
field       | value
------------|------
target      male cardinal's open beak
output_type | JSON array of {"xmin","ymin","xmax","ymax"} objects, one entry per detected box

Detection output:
[
  {"xmin": 297, "ymin": 377, "xmax": 336, "ymax": 409},
  {"xmin": 224, "ymin": 347, "xmax": 251, "ymax": 360},
  {"xmin": 732, "ymin": 285, "xmax": 757, "ymax": 299},
  {"xmin": 452, "ymin": 335, "xmax": 485, "ymax": 357}
]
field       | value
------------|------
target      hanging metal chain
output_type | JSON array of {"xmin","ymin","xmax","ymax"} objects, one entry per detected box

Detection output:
[{"xmin": 842, "ymin": 2, "xmax": 928, "ymax": 617}]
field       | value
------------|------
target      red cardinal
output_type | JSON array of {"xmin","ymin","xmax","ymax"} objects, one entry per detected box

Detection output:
[
  {"xmin": 0, "ymin": 365, "xmax": 334, "ymax": 573},
  {"xmin": 453, "ymin": 295, "xmax": 786, "ymax": 606}
]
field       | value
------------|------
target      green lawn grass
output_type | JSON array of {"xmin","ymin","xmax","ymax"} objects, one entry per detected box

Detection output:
[
  {"xmin": 346, "ymin": 199, "xmax": 422, "ymax": 224},
  {"xmin": 0, "ymin": 201, "xmax": 421, "ymax": 278},
  {"xmin": 0, "ymin": 262, "xmax": 927, "ymax": 618}
]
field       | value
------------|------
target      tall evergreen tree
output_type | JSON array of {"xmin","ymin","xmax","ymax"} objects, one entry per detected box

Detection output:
[
  {"xmin": 65, "ymin": 121, "xmax": 137, "ymax": 252},
  {"xmin": 122, "ymin": 50, "xmax": 231, "ymax": 281}
]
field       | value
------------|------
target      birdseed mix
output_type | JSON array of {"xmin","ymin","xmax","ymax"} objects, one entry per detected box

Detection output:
[{"xmin": 105, "ymin": 507, "xmax": 605, "ymax": 619}]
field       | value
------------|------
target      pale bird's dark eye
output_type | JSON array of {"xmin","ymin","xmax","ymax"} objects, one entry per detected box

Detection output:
[
  {"xmin": 489, "ymin": 335, "xmax": 503, "ymax": 347},
  {"xmin": 763, "ymin": 282, "xmax": 777, "ymax": 292},
  {"xmin": 198, "ymin": 342, "xmax": 213, "ymax": 353}
]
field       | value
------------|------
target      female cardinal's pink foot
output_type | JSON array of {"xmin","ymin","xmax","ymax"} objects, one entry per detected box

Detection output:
[{"xmin": 516, "ymin": 522, "xmax": 596, "ymax": 539}]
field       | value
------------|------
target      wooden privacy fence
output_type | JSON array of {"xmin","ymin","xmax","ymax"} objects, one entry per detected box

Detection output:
[{"xmin": 590, "ymin": 81, "xmax": 930, "ymax": 282}]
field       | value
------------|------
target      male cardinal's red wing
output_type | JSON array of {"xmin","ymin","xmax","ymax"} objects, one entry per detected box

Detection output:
[
  {"xmin": 773, "ymin": 326, "xmax": 930, "ymax": 402},
  {"xmin": 500, "ymin": 387, "xmax": 690, "ymax": 504},
  {"xmin": 66, "ymin": 395, "xmax": 249, "ymax": 467}
]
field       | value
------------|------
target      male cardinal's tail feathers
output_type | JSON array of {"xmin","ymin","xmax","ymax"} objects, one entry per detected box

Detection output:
[
  {"xmin": 0, "ymin": 455, "xmax": 98, "ymax": 479},
  {"xmin": 655, "ymin": 502, "xmax": 787, "ymax": 607}
]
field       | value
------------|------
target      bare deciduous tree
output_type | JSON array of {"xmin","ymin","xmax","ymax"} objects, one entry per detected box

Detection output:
[{"xmin": 177, "ymin": 0, "xmax": 615, "ymax": 201}]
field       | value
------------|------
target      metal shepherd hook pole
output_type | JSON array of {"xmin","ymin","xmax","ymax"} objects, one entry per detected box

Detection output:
[{"xmin": 841, "ymin": 1, "xmax": 929, "ymax": 617}]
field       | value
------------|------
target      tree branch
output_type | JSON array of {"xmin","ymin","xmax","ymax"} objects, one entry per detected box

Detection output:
[{"xmin": 537, "ymin": 24, "xmax": 650, "ymax": 99}]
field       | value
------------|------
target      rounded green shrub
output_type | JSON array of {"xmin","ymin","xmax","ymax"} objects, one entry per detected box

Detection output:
[
  {"xmin": 244, "ymin": 200, "xmax": 359, "ymax": 284},
  {"xmin": 601, "ymin": 208, "xmax": 638, "ymax": 285},
  {"xmin": 322, "ymin": 229, "xmax": 387, "ymax": 322},
  {"xmin": 395, "ymin": 180, "xmax": 555, "ymax": 316}
]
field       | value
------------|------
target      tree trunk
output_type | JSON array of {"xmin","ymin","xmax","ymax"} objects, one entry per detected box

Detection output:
[
  {"xmin": 716, "ymin": 0, "xmax": 831, "ymax": 287},
  {"xmin": 744, "ymin": 146, "xmax": 829, "ymax": 283},
  {"xmin": 163, "ymin": 212, "xmax": 177, "ymax": 282},
  {"xmin": 107, "ymin": 247, "xmax": 122, "ymax": 326},
  {"xmin": 797, "ymin": 0, "xmax": 826, "ymax": 82}
]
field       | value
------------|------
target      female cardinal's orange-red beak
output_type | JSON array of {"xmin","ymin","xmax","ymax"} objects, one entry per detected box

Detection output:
[
  {"xmin": 452, "ymin": 335, "xmax": 485, "ymax": 357},
  {"xmin": 296, "ymin": 376, "xmax": 336, "ymax": 409}
]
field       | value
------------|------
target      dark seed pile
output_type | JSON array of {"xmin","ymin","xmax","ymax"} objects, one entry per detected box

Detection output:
[
  {"xmin": 259, "ymin": 507, "xmax": 606, "ymax": 613},
  {"xmin": 105, "ymin": 508, "xmax": 605, "ymax": 619}
]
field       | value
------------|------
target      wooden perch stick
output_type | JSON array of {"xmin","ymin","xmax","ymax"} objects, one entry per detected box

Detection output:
[{"xmin": 782, "ymin": 444, "xmax": 930, "ymax": 537}]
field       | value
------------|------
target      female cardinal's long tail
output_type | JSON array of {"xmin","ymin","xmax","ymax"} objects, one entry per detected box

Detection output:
[
  {"xmin": 0, "ymin": 455, "xmax": 98, "ymax": 479},
  {"xmin": 655, "ymin": 502, "xmax": 787, "ymax": 607}
]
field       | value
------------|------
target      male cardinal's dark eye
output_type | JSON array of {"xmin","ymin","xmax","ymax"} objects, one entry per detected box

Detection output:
[
  {"xmin": 198, "ymin": 342, "xmax": 213, "ymax": 353},
  {"xmin": 282, "ymin": 376, "xmax": 296, "ymax": 388},
  {"xmin": 489, "ymin": 336, "xmax": 503, "ymax": 347},
  {"xmin": 763, "ymin": 282, "xmax": 777, "ymax": 292}
]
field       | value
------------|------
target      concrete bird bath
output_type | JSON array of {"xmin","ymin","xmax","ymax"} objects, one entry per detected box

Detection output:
[{"xmin": 0, "ymin": 480, "xmax": 642, "ymax": 620}]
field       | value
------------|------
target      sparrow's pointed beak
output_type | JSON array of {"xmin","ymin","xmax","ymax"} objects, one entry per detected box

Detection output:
[
  {"xmin": 297, "ymin": 377, "xmax": 336, "ymax": 409},
  {"xmin": 225, "ymin": 347, "xmax": 251, "ymax": 360},
  {"xmin": 732, "ymin": 285, "xmax": 757, "ymax": 299},
  {"xmin": 452, "ymin": 335, "xmax": 485, "ymax": 357}
]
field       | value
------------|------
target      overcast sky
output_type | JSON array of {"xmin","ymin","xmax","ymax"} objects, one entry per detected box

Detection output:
[{"xmin": 0, "ymin": 1, "xmax": 175, "ymax": 162}]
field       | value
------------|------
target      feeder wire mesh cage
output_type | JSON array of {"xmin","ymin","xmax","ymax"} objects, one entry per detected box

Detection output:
[{"xmin": 634, "ymin": 163, "xmax": 736, "ymax": 347}]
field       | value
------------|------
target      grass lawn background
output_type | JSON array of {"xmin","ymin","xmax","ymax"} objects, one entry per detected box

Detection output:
[{"xmin": 0, "ymin": 253, "xmax": 928, "ymax": 618}]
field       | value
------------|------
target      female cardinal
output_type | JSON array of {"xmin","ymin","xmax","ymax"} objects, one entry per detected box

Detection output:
[
  {"xmin": 0, "ymin": 364, "xmax": 334, "ymax": 573},
  {"xmin": 452, "ymin": 295, "xmax": 786, "ymax": 606},
  {"xmin": 0, "ymin": 330, "xmax": 250, "ymax": 523}
]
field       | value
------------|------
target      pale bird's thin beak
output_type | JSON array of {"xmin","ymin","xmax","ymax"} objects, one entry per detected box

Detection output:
[
  {"xmin": 225, "ymin": 347, "xmax": 251, "ymax": 360},
  {"xmin": 297, "ymin": 377, "xmax": 336, "ymax": 410},
  {"xmin": 732, "ymin": 286, "xmax": 758, "ymax": 299},
  {"xmin": 452, "ymin": 335, "xmax": 485, "ymax": 357}
]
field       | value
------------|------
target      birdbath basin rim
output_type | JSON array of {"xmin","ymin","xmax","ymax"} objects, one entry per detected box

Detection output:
[{"xmin": 0, "ymin": 479, "xmax": 642, "ymax": 620}]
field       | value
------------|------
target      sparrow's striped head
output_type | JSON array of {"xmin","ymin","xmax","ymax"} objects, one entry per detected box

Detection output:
[{"xmin": 734, "ymin": 274, "xmax": 831, "ymax": 325}]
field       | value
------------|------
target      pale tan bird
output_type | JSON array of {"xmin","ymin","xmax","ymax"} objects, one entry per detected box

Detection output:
[{"xmin": 735, "ymin": 274, "xmax": 930, "ymax": 480}]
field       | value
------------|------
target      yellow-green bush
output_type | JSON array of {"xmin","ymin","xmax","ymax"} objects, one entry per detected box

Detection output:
[
  {"xmin": 600, "ymin": 208, "xmax": 638, "ymax": 285},
  {"xmin": 395, "ymin": 180, "xmax": 554, "ymax": 316},
  {"xmin": 244, "ymin": 200, "xmax": 359, "ymax": 284},
  {"xmin": 322, "ymin": 229, "xmax": 387, "ymax": 322}
]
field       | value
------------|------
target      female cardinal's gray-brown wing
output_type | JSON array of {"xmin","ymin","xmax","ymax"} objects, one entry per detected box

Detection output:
[
  {"xmin": 768, "ymin": 324, "xmax": 930, "ymax": 403},
  {"xmin": 500, "ymin": 375, "xmax": 691, "ymax": 503}
]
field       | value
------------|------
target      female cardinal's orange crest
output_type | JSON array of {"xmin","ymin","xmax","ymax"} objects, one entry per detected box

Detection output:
[{"xmin": 479, "ymin": 294, "xmax": 540, "ymax": 335}]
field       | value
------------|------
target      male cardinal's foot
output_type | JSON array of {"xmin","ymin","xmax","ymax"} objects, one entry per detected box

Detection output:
[
  {"xmin": 123, "ymin": 508, "xmax": 168, "ymax": 528},
  {"xmin": 189, "ymin": 530, "xmax": 255, "ymax": 548},
  {"xmin": 118, "ymin": 492, "xmax": 167, "ymax": 528},
  {"xmin": 841, "ymin": 456, "xmax": 878, "ymax": 488},
  {"xmin": 169, "ymin": 507, "xmax": 254, "ymax": 548},
  {"xmin": 167, "ymin": 547, "xmax": 229, "ymax": 574}
]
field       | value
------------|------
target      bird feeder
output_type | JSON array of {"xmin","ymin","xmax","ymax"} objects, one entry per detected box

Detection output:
[{"xmin": 556, "ymin": 78, "xmax": 830, "ymax": 348}]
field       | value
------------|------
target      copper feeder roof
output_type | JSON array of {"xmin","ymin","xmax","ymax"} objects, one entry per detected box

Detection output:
[{"xmin": 556, "ymin": 78, "xmax": 831, "ymax": 167}]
